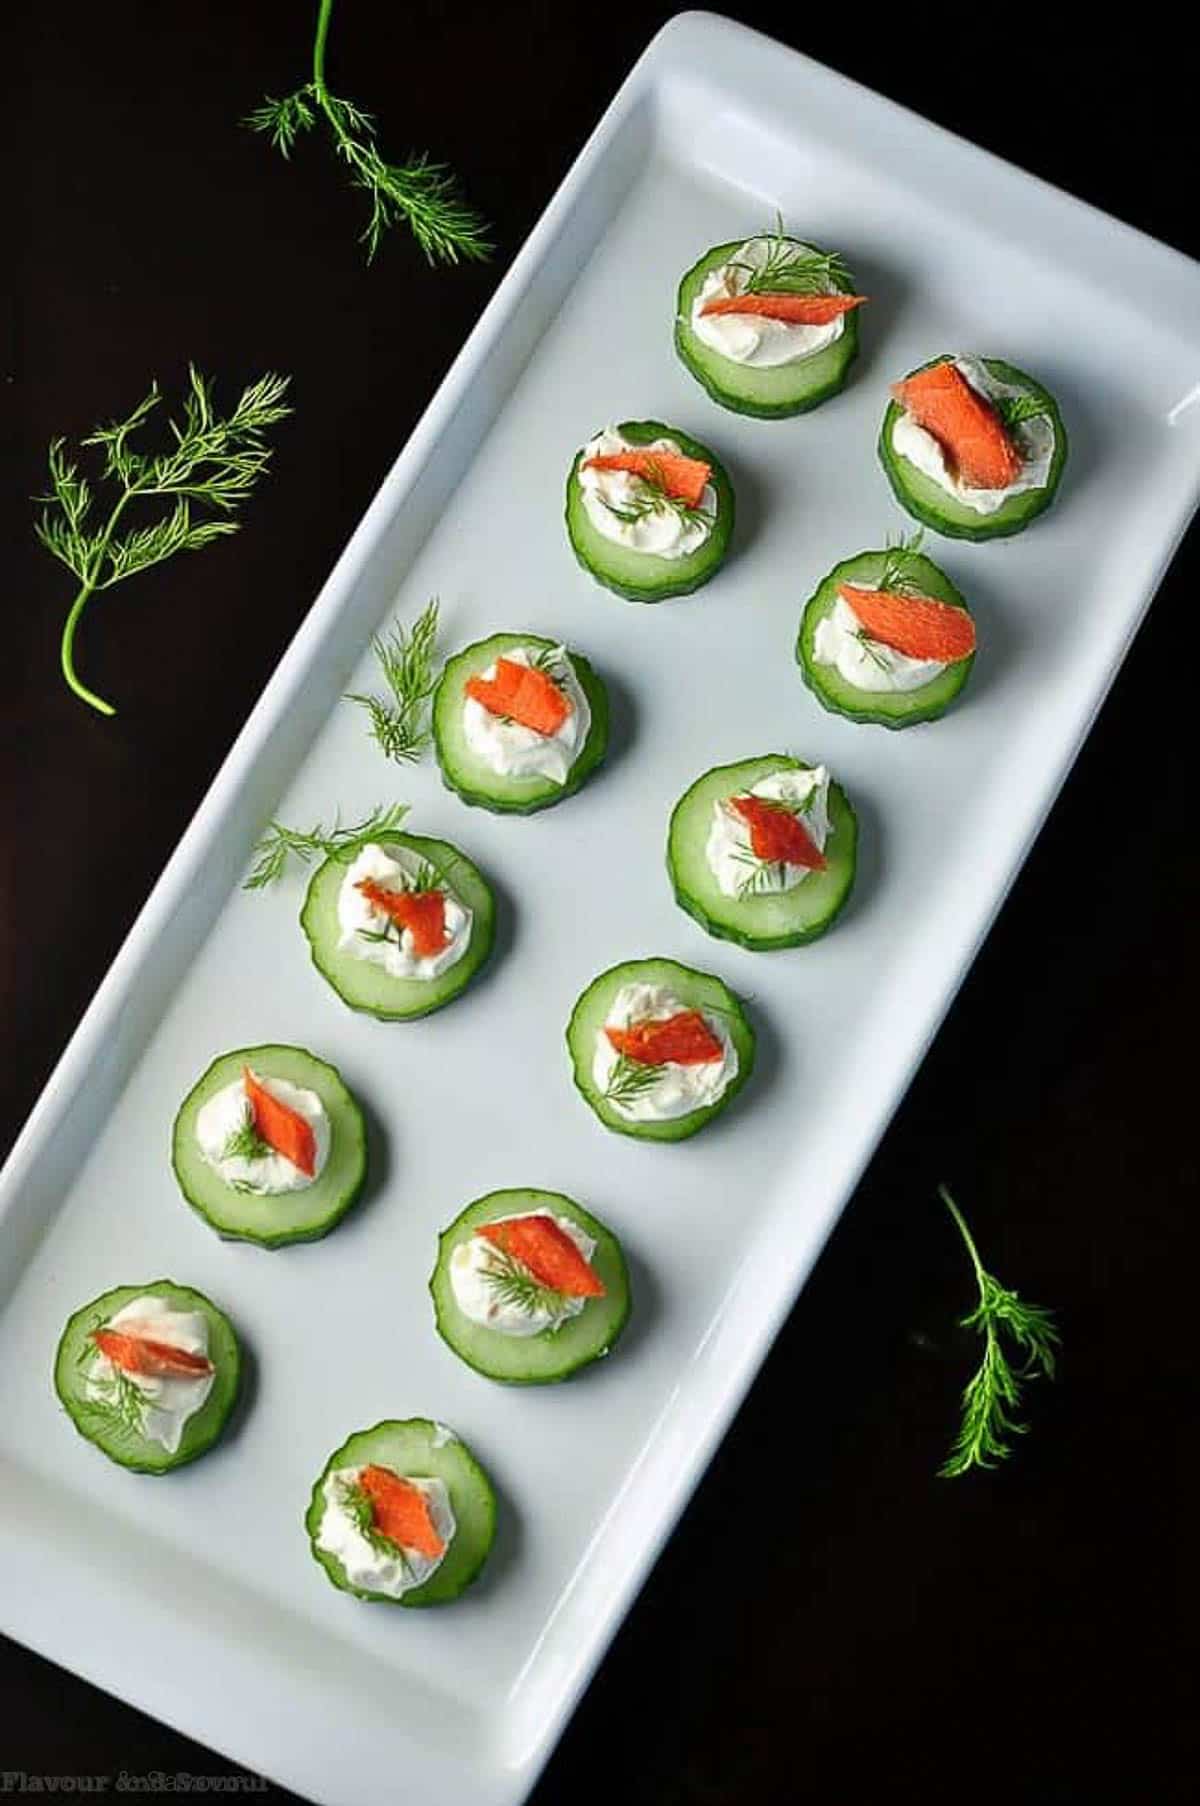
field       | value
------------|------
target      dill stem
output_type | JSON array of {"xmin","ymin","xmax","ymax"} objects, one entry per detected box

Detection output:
[
  {"xmin": 59, "ymin": 486, "xmax": 136, "ymax": 717},
  {"xmin": 311, "ymin": 0, "xmax": 335, "ymax": 95},
  {"xmin": 938, "ymin": 1183, "xmax": 985, "ymax": 1294}
]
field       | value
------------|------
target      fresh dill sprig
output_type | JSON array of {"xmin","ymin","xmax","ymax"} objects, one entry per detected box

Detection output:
[
  {"xmin": 480, "ymin": 1248, "xmax": 568, "ymax": 1321},
  {"xmin": 221, "ymin": 1120, "xmax": 272, "ymax": 1163},
  {"xmin": 82, "ymin": 1357, "xmax": 149, "ymax": 1440},
  {"xmin": 876, "ymin": 527, "xmax": 927, "ymax": 598},
  {"xmin": 244, "ymin": 802, "xmax": 409, "ymax": 889},
  {"xmin": 938, "ymin": 1185, "xmax": 1061, "ymax": 1478},
  {"xmin": 733, "ymin": 854, "xmax": 786, "ymax": 899},
  {"xmin": 346, "ymin": 598, "xmax": 440, "ymax": 764},
  {"xmin": 598, "ymin": 457, "xmax": 712, "ymax": 534},
  {"xmin": 995, "ymin": 391, "xmax": 1050, "ymax": 432},
  {"xmin": 729, "ymin": 216, "xmax": 850, "ymax": 296},
  {"xmin": 36, "ymin": 367, "xmax": 292, "ymax": 716},
  {"xmin": 246, "ymin": 0, "xmax": 491, "ymax": 265},
  {"xmin": 603, "ymin": 1052, "xmax": 665, "ymax": 1110},
  {"xmin": 852, "ymin": 627, "xmax": 894, "ymax": 674},
  {"xmin": 334, "ymin": 1476, "xmax": 413, "ymax": 1572}
]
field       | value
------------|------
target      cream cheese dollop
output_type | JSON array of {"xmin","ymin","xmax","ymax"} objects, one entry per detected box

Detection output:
[
  {"xmin": 690, "ymin": 236, "xmax": 846, "ymax": 368},
  {"xmin": 449, "ymin": 1211, "xmax": 596, "ymax": 1338},
  {"xmin": 891, "ymin": 354, "xmax": 1056, "ymax": 515},
  {"xmin": 196, "ymin": 1071, "xmax": 331, "ymax": 1195},
  {"xmin": 337, "ymin": 841, "xmax": 472, "ymax": 980},
  {"xmin": 462, "ymin": 646, "xmax": 590, "ymax": 786},
  {"xmin": 85, "ymin": 1296, "xmax": 214, "ymax": 1454},
  {"xmin": 578, "ymin": 427, "xmax": 716, "ymax": 560},
  {"xmin": 812, "ymin": 588, "xmax": 946, "ymax": 694},
  {"xmin": 592, "ymin": 981, "xmax": 737, "ymax": 1123},
  {"xmin": 706, "ymin": 766, "xmax": 833, "ymax": 899},
  {"xmin": 315, "ymin": 1466, "xmax": 456, "ymax": 1599}
]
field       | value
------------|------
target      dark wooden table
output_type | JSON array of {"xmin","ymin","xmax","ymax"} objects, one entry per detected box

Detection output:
[{"xmin": 4, "ymin": 5, "xmax": 1193, "ymax": 1800}]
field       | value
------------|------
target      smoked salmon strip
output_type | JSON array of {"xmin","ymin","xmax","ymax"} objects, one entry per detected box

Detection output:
[
  {"xmin": 91, "ymin": 1329, "xmax": 214, "ymax": 1379},
  {"xmin": 583, "ymin": 449, "xmax": 710, "ymax": 509},
  {"xmin": 477, "ymin": 1214, "xmax": 606, "ymax": 1298},
  {"xmin": 606, "ymin": 1011, "xmax": 723, "ymax": 1067},
  {"xmin": 892, "ymin": 362, "xmax": 1023, "ymax": 491},
  {"xmin": 465, "ymin": 656, "xmax": 569, "ymax": 736},
  {"xmin": 356, "ymin": 879, "xmax": 448, "ymax": 959},
  {"xmin": 244, "ymin": 1066, "xmax": 318, "ymax": 1175},
  {"xmin": 838, "ymin": 584, "xmax": 977, "ymax": 664},
  {"xmin": 730, "ymin": 795, "xmax": 828, "ymax": 869},
  {"xmin": 700, "ymin": 293, "xmax": 866, "ymax": 326},
  {"xmin": 359, "ymin": 1464, "xmax": 446, "ymax": 1560}
]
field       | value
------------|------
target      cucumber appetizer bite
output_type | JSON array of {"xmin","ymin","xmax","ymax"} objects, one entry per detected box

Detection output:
[
  {"xmin": 54, "ymin": 1282, "xmax": 240, "ymax": 1474},
  {"xmin": 431, "ymin": 1188, "xmax": 630, "ymax": 1384},
  {"xmin": 567, "ymin": 957, "xmax": 754, "ymax": 1141},
  {"xmin": 879, "ymin": 355, "xmax": 1067, "ymax": 540},
  {"xmin": 668, "ymin": 755, "xmax": 857, "ymax": 950},
  {"xmin": 433, "ymin": 632, "xmax": 609, "ymax": 814},
  {"xmin": 306, "ymin": 1418, "xmax": 496, "ymax": 1606},
  {"xmin": 675, "ymin": 229, "xmax": 866, "ymax": 418},
  {"xmin": 798, "ymin": 534, "xmax": 976, "ymax": 729},
  {"xmin": 172, "ymin": 1045, "xmax": 367, "ymax": 1247},
  {"xmin": 565, "ymin": 420, "xmax": 734, "ymax": 602},
  {"xmin": 301, "ymin": 829, "xmax": 494, "ymax": 1020}
]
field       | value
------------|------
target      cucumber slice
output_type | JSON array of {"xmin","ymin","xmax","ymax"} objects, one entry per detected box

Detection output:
[
  {"xmin": 797, "ymin": 548, "xmax": 975, "ymax": 729},
  {"xmin": 300, "ymin": 832, "xmax": 495, "ymax": 1020},
  {"xmin": 566, "ymin": 957, "xmax": 755, "ymax": 1142},
  {"xmin": 432, "ymin": 632, "xmax": 610, "ymax": 814},
  {"xmin": 171, "ymin": 1044, "xmax": 367, "ymax": 1247},
  {"xmin": 668, "ymin": 756, "xmax": 858, "ymax": 950},
  {"xmin": 674, "ymin": 240, "xmax": 861, "ymax": 419},
  {"xmin": 565, "ymin": 420, "xmax": 735, "ymax": 602},
  {"xmin": 54, "ymin": 1281, "xmax": 241, "ymax": 1475},
  {"xmin": 305, "ymin": 1418, "xmax": 496, "ymax": 1606},
  {"xmin": 879, "ymin": 356, "xmax": 1068, "ymax": 541},
  {"xmin": 430, "ymin": 1188, "xmax": 631, "ymax": 1384}
]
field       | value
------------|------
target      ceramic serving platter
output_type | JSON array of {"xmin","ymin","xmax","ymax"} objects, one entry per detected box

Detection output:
[{"xmin": 3, "ymin": 13, "xmax": 1198, "ymax": 1803}]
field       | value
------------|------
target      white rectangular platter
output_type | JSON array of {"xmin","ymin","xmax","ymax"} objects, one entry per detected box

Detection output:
[{"xmin": 3, "ymin": 12, "xmax": 1199, "ymax": 1804}]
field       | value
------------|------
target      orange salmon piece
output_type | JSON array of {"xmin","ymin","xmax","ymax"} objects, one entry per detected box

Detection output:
[
  {"xmin": 583, "ymin": 449, "xmax": 710, "ymax": 509},
  {"xmin": 730, "ymin": 794, "xmax": 828, "ymax": 869},
  {"xmin": 465, "ymin": 656, "xmax": 569, "ymax": 736},
  {"xmin": 477, "ymin": 1214, "xmax": 606, "ymax": 1298},
  {"xmin": 355, "ymin": 880, "xmax": 448, "ymax": 959},
  {"xmin": 359, "ymin": 1465, "xmax": 446, "ymax": 1560},
  {"xmin": 700, "ymin": 293, "xmax": 866, "ymax": 325},
  {"xmin": 837, "ymin": 584, "xmax": 976, "ymax": 663},
  {"xmin": 892, "ymin": 361, "xmax": 1022, "ymax": 490},
  {"xmin": 605, "ymin": 1011, "xmax": 723, "ymax": 1067},
  {"xmin": 243, "ymin": 1066, "xmax": 317, "ymax": 1176},
  {"xmin": 91, "ymin": 1329, "xmax": 214, "ymax": 1379}
]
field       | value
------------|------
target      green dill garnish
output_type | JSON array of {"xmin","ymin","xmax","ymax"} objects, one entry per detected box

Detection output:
[
  {"xmin": 938, "ymin": 1185, "xmax": 1061, "ymax": 1478},
  {"xmin": 346, "ymin": 598, "xmax": 440, "ymax": 764},
  {"xmin": 875, "ymin": 527, "xmax": 927, "ymax": 598},
  {"xmin": 602, "ymin": 1051, "xmax": 666, "ymax": 1110},
  {"xmin": 244, "ymin": 802, "xmax": 409, "ymax": 889},
  {"xmin": 728, "ymin": 217, "xmax": 850, "ymax": 297},
  {"xmin": 80, "ymin": 1341, "xmax": 149, "ymax": 1440},
  {"xmin": 220, "ymin": 1120, "xmax": 272, "ymax": 1163},
  {"xmin": 36, "ymin": 367, "xmax": 291, "ymax": 717},
  {"xmin": 994, "ymin": 391, "xmax": 1050, "ymax": 432},
  {"xmin": 479, "ymin": 1248, "xmax": 569, "ymax": 1322},
  {"xmin": 851, "ymin": 628, "xmax": 894, "ymax": 674},
  {"xmin": 334, "ymin": 1475, "xmax": 413, "ymax": 1574},
  {"xmin": 732, "ymin": 854, "xmax": 787, "ymax": 899},
  {"xmin": 246, "ymin": 0, "xmax": 491, "ymax": 265}
]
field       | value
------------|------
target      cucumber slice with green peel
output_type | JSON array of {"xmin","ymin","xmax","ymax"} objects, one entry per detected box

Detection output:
[
  {"xmin": 430, "ymin": 1188, "xmax": 631, "ymax": 1384},
  {"xmin": 305, "ymin": 1418, "xmax": 496, "ymax": 1606},
  {"xmin": 668, "ymin": 756, "xmax": 858, "ymax": 951},
  {"xmin": 432, "ymin": 632, "xmax": 610, "ymax": 814},
  {"xmin": 171, "ymin": 1044, "xmax": 367, "ymax": 1247},
  {"xmin": 566, "ymin": 957, "xmax": 755, "ymax": 1142},
  {"xmin": 565, "ymin": 420, "xmax": 735, "ymax": 602},
  {"xmin": 879, "ymin": 356, "xmax": 1068, "ymax": 541},
  {"xmin": 674, "ymin": 241, "xmax": 861, "ymax": 419},
  {"xmin": 300, "ymin": 831, "xmax": 495, "ymax": 1020},
  {"xmin": 797, "ymin": 549, "xmax": 975, "ymax": 730},
  {"xmin": 54, "ymin": 1281, "xmax": 241, "ymax": 1475}
]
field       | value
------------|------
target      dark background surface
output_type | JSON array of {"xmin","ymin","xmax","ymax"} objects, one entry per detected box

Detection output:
[{"xmin": 3, "ymin": 3, "xmax": 1194, "ymax": 1799}]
